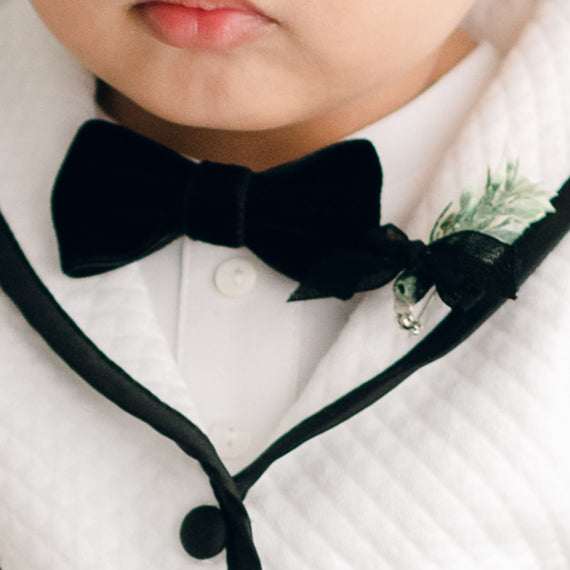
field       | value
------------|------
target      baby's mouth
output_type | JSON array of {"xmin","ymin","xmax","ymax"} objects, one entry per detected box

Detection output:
[{"xmin": 135, "ymin": 0, "xmax": 276, "ymax": 50}]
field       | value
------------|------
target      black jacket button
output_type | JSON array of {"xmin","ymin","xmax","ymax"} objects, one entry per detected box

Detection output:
[{"xmin": 180, "ymin": 505, "xmax": 227, "ymax": 559}]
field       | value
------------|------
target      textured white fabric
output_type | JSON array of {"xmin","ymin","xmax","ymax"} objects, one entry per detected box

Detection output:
[{"xmin": 0, "ymin": 0, "xmax": 570, "ymax": 569}]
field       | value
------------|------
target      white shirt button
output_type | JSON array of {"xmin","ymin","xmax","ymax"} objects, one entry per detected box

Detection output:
[
  {"xmin": 214, "ymin": 258, "xmax": 257, "ymax": 298},
  {"xmin": 210, "ymin": 420, "xmax": 253, "ymax": 459}
]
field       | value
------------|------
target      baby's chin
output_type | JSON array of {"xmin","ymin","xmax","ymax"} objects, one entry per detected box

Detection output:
[
  {"xmin": 154, "ymin": 108, "xmax": 297, "ymax": 132},
  {"xmin": 151, "ymin": 90, "xmax": 317, "ymax": 132},
  {"xmin": 97, "ymin": 78, "xmax": 315, "ymax": 134}
]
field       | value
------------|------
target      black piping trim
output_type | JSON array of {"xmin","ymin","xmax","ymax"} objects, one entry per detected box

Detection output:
[
  {"xmin": 0, "ymin": 212, "xmax": 261, "ymax": 570},
  {"xmin": 233, "ymin": 176, "xmax": 570, "ymax": 496}
]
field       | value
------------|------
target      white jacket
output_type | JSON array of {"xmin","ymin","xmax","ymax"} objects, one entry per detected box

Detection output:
[{"xmin": 1, "ymin": 0, "xmax": 570, "ymax": 568}]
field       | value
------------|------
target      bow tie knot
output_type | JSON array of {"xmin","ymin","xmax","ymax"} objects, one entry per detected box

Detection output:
[{"xmin": 183, "ymin": 161, "xmax": 251, "ymax": 248}]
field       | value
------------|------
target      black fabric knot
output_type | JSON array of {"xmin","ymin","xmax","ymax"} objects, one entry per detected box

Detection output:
[
  {"xmin": 183, "ymin": 162, "xmax": 251, "ymax": 248},
  {"xmin": 293, "ymin": 223, "xmax": 517, "ymax": 311},
  {"xmin": 408, "ymin": 230, "xmax": 517, "ymax": 310}
]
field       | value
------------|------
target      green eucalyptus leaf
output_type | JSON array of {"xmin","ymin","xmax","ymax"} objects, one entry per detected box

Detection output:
[{"xmin": 430, "ymin": 159, "xmax": 555, "ymax": 245}]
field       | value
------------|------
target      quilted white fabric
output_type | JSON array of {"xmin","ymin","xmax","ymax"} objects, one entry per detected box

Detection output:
[{"xmin": 1, "ymin": 0, "xmax": 570, "ymax": 568}]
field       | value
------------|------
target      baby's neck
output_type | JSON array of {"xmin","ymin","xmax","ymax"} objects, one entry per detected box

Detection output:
[{"xmin": 98, "ymin": 29, "xmax": 476, "ymax": 172}]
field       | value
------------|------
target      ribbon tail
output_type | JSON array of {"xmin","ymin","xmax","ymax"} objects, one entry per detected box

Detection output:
[
  {"xmin": 289, "ymin": 225, "xmax": 415, "ymax": 302},
  {"xmin": 288, "ymin": 248, "xmax": 406, "ymax": 302}
]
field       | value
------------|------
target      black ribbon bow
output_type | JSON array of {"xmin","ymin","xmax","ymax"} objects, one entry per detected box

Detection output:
[{"xmin": 52, "ymin": 120, "xmax": 517, "ymax": 309}]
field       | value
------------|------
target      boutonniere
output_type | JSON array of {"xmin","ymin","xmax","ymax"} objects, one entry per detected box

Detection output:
[{"xmin": 393, "ymin": 160, "xmax": 556, "ymax": 334}]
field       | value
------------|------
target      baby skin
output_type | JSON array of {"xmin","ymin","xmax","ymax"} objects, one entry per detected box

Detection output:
[{"xmin": 30, "ymin": 0, "xmax": 477, "ymax": 170}]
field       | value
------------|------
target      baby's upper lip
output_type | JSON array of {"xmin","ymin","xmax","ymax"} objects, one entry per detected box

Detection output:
[{"xmin": 137, "ymin": 0, "xmax": 271, "ymax": 17}]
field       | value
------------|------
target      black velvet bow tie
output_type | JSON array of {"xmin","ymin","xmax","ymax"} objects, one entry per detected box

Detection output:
[{"xmin": 52, "ymin": 120, "xmax": 516, "ymax": 307}]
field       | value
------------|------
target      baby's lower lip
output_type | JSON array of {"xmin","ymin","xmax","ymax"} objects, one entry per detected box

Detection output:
[{"xmin": 136, "ymin": 2, "xmax": 274, "ymax": 50}]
